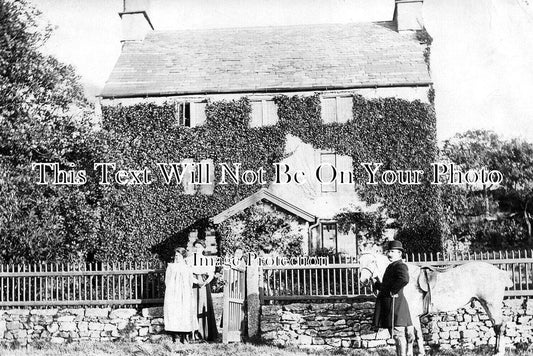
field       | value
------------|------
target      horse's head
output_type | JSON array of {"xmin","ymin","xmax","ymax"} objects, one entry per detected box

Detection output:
[{"xmin": 358, "ymin": 252, "xmax": 378, "ymax": 286}]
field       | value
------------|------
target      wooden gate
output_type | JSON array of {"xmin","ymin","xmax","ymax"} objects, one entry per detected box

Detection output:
[{"xmin": 222, "ymin": 264, "xmax": 246, "ymax": 343}]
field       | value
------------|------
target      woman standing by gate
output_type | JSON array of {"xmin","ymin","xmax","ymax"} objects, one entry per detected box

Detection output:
[
  {"xmin": 164, "ymin": 247, "xmax": 198, "ymax": 343},
  {"xmin": 191, "ymin": 239, "xmax": 219, "ymax": 341}
]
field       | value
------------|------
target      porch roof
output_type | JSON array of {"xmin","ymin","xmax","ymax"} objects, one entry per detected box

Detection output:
[{"xmin": 211, "ymin": 188, "xmax": 316, "ymax": 224}]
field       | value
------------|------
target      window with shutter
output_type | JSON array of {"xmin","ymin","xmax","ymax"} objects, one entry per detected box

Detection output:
[
  {"xmin": 174, "ymin": 102, "xmax": 191, "ymax": 127},
  {"xmin": 336, "ymin": 96, "xmax": 353, "ymax": 123},
  {"xmin": 250, "ymin": 99, "xmax": 278, "ymax": 127},
  {"xmin": 192, "ymin": 102, "xmax": 207, "ymax": 126},
  {"xmin": 250, "ymin": 101, "xmax": 264, "ymax": 128},
  {"xmin": 321, "ymin": 95, "xmax": 353, "ymax": 123},
  {"xmin": 264, "ymin": 100, "xmax": 278, "ymax": 126},
  {"xmin": 322, "ymin": 97, "xmax": 336, "ymax": 123},
  {"xmin": 174, "ymin": 101, "xmax": 207, "ymax": 127}
]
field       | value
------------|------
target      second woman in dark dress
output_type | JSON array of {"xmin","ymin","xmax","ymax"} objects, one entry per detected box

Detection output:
[{"xmin": 191, "ymin": 239, "xmax": 219, "ymax": 341}]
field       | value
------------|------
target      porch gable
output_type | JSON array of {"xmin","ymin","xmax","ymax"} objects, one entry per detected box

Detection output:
[{"xmin": 211, "ymin": 188, "xmax": 315, "ymax": 224}]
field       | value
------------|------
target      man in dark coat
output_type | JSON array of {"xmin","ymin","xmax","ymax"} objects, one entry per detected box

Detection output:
[{"xmin": 373, "ymin": 240, "xmax": 414, "ymax": 356}]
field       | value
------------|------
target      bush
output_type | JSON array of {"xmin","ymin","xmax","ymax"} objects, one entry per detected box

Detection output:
[
  {"xmin": 217, "ymin": 203, "xmax": 304, "ymax": 257},
  {"xmin": 469, "ymin": 218, "xmax": 529, "ymax": 251}
]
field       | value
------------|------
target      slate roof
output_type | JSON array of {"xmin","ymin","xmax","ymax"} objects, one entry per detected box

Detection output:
[{"xmin": 101, "ymin": 22, "xmax": 431, "ymax": 98}]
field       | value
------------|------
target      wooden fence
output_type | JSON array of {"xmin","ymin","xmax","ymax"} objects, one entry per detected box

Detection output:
[
  {"xmin": 405, "ymin": 249, "xmax": 533, "ymax": 263},
  {"xmin": 2, "ymin": 249, "xmax": 533, "ymax": 307},
  {"xmin": 261, "ymin": 263, "xmax": 367, "ymax": 302},
  {"xmin": 261, "ymin": 250, "xmax": 533, "ymax": 302},
  {"xmin": 0, "ymin": 261, "xmax": 165, "ymax": 308}
]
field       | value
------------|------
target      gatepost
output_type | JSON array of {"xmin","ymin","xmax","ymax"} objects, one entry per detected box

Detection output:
[{"xmin": 246, "ymin": 264, "xmax": 260, "ymax": 339}]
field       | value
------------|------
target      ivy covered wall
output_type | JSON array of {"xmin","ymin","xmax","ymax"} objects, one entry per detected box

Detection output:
[
  {"xmin": 97, "ymin": 93, "xmax": 441, "ymax": 261},
  {"xmin": 96, "ymin": 98, "xmax": 285, "ymax": 262},
  {"xmin": 274, "ymin": 94, "xmax": 442, "ymax": 252}
]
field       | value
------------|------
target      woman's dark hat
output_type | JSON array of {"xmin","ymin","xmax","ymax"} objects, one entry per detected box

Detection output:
[{"xmin": 386, "ymin": 240, "xmax": 404, "ymax": 252}]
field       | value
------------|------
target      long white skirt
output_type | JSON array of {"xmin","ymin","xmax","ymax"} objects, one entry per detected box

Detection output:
[{"xmin": 164, "ymin": 262, "xmax": 198, "ymax": 332}]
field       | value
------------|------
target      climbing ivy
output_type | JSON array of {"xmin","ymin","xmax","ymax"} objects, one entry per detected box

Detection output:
[
  {"xmin": 97, "ymin": 99, "xmax": 286, "ymax": 262},
  {"xmin": 98, "ymin": 92, "xmax": 441, "ymax": 260},
  {"xmin": 274, "ymin": 94, "xmax": 442, "ymax": 252}
]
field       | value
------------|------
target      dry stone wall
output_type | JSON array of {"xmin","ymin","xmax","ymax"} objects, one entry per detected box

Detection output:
[
  {"xmin": 1, "ymin": 298, "xmax": 532, "ymax": 349},
  {"xmin": 261, "ymin": 298, "xmax": 533, "ymax": 350},
  {"xmin": 0, "ymin": 307, "xmax": 168, "ymax": 346}
]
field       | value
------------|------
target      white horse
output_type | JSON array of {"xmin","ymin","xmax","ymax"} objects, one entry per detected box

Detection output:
[{"xmin": 359, "ymin": 252, "xmax": 513, "ymax": 356}]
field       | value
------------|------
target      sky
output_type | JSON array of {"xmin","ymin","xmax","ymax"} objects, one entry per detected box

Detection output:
[{"xmin": 31, "ymin": 0, "xmax": 533, "ymax": 142}]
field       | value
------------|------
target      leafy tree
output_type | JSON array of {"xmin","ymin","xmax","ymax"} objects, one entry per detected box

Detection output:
[
  {"xmin": 442, "ymin": 130, "xmax": 502, "ymax": 171},
  {"xmin": 491, "ymin": 139, "xmax": 533, "ymax": 241},
  {"xmin": 0, "ymin": 0, "xmax": 99, "ymax": 263},
  {"xmin": 441, "ymin": 130, "xmax": 533, "ymax": 250},
  {"xmin": 441, "ymin": 130, "xmax": 502, "ymax": 216}
]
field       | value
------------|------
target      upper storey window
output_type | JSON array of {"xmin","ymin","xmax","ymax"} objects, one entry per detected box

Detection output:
[
  {"xmin": 321, "ymin": 95, "xmax": 353, "ymax": 123},
  {"xmin": 250, "ymin": 99, "xmax": 278, "ymax": 127},
  {"xmin": 174, "ymin": 101, "xmax": 207, "ymax": 127}
]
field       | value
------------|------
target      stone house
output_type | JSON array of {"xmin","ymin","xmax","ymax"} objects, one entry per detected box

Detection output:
[{"xmin": 99, "ymin": 0, "xmax": 431, "ymax": 256}]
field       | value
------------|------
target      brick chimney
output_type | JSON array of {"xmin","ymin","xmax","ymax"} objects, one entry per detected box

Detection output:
[
  {"xmin": 119, "ymin": 0, "xmax": 154, "ymax": 43},
  {"xmin": 394, "ymin": 0, "xmax": 424, "ymax": 31}
]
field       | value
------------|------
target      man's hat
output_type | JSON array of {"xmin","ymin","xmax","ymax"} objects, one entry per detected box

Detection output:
[{"xmin": 386, "ymin": 240, "xmax": 404, "ymax": 252}]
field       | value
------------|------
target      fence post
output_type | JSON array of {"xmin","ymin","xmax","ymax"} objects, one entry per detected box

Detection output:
[
  {"xmin": 247, "ymin": 265, "xmax": 260, "ymax": 340},
  {"xmin": 258, "ymin": 267, "xmax": 264, "ymax": 305},
  {"xmin": 222, "ymin": 266, "xmax": 230, "ymax": 344}
]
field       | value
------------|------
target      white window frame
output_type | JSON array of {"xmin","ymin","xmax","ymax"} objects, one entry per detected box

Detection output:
[
  {"xmin": 249, "ymin": 97, "xmax": 278, "ymax": 127},
  {"xmin": 321, "ymin": 94, "xmax": 353, "ymax": 124},
  {"xmin": 174, "ymin": 100, "xmax": 207, "ymax": 128}
]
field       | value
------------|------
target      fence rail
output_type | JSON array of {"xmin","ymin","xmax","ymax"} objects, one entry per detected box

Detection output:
[
  {"xmin": 404, "ymin": 249, "xmax": 533, "ymax": 262},
  {"xmin": 261, "ymin": 263, "xmax": 370, "ymax": 301},
  {"xmin": 2, "ymin": 249, "xmax": 533, "ymax": 307},
  {"xmin": 0, "ymin": 262, "xmax": 166, "ymax": 308},
  {"xmin": 261, "ymin": 250, "xmax": 533, "ymax": 302}
]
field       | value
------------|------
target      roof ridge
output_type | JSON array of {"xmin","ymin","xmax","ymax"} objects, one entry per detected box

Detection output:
[{"xmin": 149, "ymin": 21, "xmax": 386, "ymax": 35}]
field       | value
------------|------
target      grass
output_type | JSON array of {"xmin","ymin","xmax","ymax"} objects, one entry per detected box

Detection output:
[{"xmin": 1, "ymin": 341, "xmax": 533, "ymax": 356}]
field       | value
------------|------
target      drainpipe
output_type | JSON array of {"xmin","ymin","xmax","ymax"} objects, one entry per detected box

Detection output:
[{"xmin": 308, "ymin": 219, "xmax": 320, "ymax": 255}]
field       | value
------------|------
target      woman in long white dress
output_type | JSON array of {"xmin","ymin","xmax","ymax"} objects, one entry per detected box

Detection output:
[{"xmin": 164, "ymin": 247, "xmax": 199, "ymax": 343}]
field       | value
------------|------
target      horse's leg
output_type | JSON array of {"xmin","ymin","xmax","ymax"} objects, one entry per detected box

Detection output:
[
  {"xmin": 479, "ymin": 299, "xmax": 506, "ymax": 356},
  {"xmin": 492, "ymin": 309, "xmax": 506, "ymax": 356},
  {"xmin": 412, "ymin": 316, "xmax": 426, "ymax": 356},
  {"xmin": 406, "ymin": 325, "xmax": 415, "ymax": 356}
]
